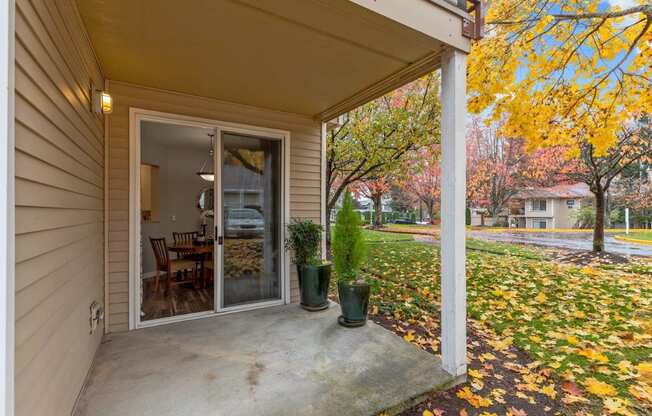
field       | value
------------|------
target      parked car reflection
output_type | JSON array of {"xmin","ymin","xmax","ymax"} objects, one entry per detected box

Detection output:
[{"xmin": 225, "ymin": 208, "xmax": 264, "ymax": 238}]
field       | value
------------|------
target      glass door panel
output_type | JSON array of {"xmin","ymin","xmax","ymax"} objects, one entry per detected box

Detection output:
[
  {"xmin": 220, "ymin": 132, "xmax": 282, "ymax": 307},
  {"xmin": 139, "ymin": 120, "xmax": 216, "ymax": 322}
]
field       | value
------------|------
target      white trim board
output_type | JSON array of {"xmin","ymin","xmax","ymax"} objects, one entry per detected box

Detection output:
[
  {"xmin": 128, "ymin": 108, "xmax": 291, "ymax": 330},
  {"xmin": 103, "ymin": 79, "xmax": 110, "ymax": 334},
  {"xmin": 320, "ymin": 122, "xmax": 327, "ymax": 260},
  {"xmin": 0, "ymin": 0, "xmax": 15, "ymax": 414}
]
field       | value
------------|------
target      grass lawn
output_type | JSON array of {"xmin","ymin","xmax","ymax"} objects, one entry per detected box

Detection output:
[
  {"xmin": 617, "ymin": 232, "xmax": 652, "ymax": 243},
  {"xmin": 465, "ymin": 238, "xmax": 545, "ymax": 260},
  {"xmin": 360, "ymin": 236, "xmax": 652, "ymax": 415},
  {"xmin": 385, "ymin": 223, "xmax": 439, "ymax": 235},
  {"xmin": 361, "ymin": 229, "xmax": 414, "ymax": 243}
]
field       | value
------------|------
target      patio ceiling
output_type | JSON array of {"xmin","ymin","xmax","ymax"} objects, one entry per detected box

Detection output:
[{"xmin": 76, "ymin": 0, "xmax": 469, "ymax": 120}]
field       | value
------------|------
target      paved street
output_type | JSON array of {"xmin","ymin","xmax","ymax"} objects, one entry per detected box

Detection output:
[{"xmin": 470, "ymin": 231, "xmax": 652, "ymax": 257}]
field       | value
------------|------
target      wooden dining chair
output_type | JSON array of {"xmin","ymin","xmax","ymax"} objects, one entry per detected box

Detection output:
[
  {"xmin": 172, "ymin": 231, "xmax": 198, "ymax": 258},
  {"xmin": 150, "ymin": 237, "xmax": 196, "ymax": 295}
]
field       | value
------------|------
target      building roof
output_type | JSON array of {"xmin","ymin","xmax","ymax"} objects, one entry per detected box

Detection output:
[{"xmin": 514, "ymin": 182, "xmax": 591, "ymax": 200}]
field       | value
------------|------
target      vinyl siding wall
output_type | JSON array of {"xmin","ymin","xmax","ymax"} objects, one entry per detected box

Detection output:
[
  {"xmin": 553, "ymin": 199, "xmax": 574, "ymax": 229},
  {"xmin": 106, "ymin": 81, "xmax": 322, "ymax": 332},
  {"xmin": 14, "ymin": 0, "xmax": 105, "ymax": 415}
]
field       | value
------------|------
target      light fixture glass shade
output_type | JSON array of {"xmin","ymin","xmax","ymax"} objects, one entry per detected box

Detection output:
[
  {"xmin": 91, "ymin": 89, "xmax": 113, "ymax": 114},
  {"xmin": 198, "ymin": 172, "xmax": 214, "ymax": 182},
  {"xmin": 101, "ymin": 92, "xmax": 113, "ymax": 114}
]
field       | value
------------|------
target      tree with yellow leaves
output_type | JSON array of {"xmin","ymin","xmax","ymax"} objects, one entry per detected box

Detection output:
[
  {"xmin": 566, "ymin": 119, "xmax": 651, "ymax": 250},
  {"xmin": 469, "ymin": 0, "xmax": 652, "ymax": 251}
]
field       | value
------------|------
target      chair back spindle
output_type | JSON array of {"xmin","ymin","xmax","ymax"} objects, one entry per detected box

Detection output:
[
  {"xmin": 150, "ymin": 237, "xmax": 169, "ymax": 269},
  {"xmin": 173, "ymin": 231, "xmax": 198, "ymax": 258}
]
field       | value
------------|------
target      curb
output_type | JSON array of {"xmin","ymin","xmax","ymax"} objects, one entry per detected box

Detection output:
[{"xmin": 614, "ymin": 235, "xmax": 652, "ymax": 246}]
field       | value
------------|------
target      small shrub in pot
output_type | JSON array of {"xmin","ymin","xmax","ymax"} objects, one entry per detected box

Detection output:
[
  {"xmin": 285, "ymin": 219, "xmax": 331, "ymax": 311},
  {"xmin": 332, "ymin": 191, "xmax": 369, "ymax": 327}
]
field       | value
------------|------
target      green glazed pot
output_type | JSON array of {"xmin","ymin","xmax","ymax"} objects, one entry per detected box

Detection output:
[
  {"xmin": 297, "ymin": 264, "xmax": 331, "ymax": 311},
  {"xmin": 337, "ymin": 280, "xmax": 370, "ymax": 327}
]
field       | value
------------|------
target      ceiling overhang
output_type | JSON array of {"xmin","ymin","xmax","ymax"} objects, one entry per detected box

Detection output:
[{"xmin": 77, "ymin": 0, "xmax": 470, "ymax": 121}]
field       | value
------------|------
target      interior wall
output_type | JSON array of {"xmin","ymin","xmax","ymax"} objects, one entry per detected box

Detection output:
[
  {"xmin": 106, "ymin": 81, "xmax": 322, "ymax": 332},
  {"xmin": 140, "ymin": 125, "xmax": 211, "ymax": 275},
  {"xmin": 14, "ymin": 0, "xmax": 105, "ymax": 414}
]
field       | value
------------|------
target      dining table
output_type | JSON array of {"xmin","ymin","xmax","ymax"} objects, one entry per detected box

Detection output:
[{"xmin": 168, "ymin": 242, "xmax": 214, "ymax": 287}]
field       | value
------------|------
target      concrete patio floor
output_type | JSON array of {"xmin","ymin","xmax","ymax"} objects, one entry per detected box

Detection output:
[{"xmin": 74, "ymin": 304, "xmax": 462, "ymax": 416}]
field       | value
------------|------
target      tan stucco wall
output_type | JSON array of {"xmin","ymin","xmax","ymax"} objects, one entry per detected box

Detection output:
[
  {"xmin": 14, "ymin": 0, "xmax": 105, "ymax": 414},
  {"xmin": 106, "ymin": 81, "xmax": 322, "ymax": 332}
]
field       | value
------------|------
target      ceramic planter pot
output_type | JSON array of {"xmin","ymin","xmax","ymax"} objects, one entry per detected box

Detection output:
[
  {"xmin": 337, "ymin": 280, "xmax": 370, "ymax": 327},
  {"xmin": 297, "ymin": 264, "xmax": 331, "ymax": 311}
]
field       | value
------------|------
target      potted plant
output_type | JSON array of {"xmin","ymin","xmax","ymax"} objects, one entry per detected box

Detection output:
[
  {"xmin": 285, "ymin": 219, "xmax": 331, "ymax": 311},
  {"xmin": 332, "ymin": 191, "xmax": 368, "ymax": 327}
]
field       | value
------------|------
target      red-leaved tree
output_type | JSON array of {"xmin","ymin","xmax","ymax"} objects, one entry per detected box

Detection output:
[
  {"xmin": 466, "ymin": 118, "xmax": 575, "ymax": 223},
  {"xmin": 351, "ymin": 177, "xmax": 391, "ymax": 228},
  {"xmin": 399, "ymin": 146, "xmax": 441, "ymax": 224}
]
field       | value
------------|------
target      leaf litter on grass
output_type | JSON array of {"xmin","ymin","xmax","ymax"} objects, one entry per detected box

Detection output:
[{"xmin": 362, "ymin": 241, "xmax": 652, "ymax": 415}]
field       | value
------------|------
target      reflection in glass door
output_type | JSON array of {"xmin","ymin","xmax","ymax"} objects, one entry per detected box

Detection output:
[{"xmin": 219, "ymin": 132, "xmax": 282, "ymax": 307}]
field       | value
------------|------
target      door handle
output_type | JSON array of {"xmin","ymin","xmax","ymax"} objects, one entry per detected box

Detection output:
[{"xmin": 215, "ymin": 226, "xmax": 223, "ymax": 245}]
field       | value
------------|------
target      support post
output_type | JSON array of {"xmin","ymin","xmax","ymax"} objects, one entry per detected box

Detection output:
[{"xmin": 440, "ymin": 48, "xmax": 467, "ymax": 377}]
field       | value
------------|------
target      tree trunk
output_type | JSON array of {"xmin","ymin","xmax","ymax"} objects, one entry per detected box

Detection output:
[
  {"xmin": 427, "ymin": 201, "xmax": 435, "ymax": 224},
  {"xmin": 373, "ymin": 194, "xmax": 382, "ymax": 228},
  {"xmin": 593, "ymin": 187, "xmax": 606, "ymax": 252}
]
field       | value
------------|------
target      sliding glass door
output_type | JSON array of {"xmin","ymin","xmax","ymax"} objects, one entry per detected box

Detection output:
[
  {"xmin": 217, "ymin": 132, "xmax": 282, "ymax": 308},
  {"xmin": 134, "ymin": 113, "xmax": 286, "ymax": 327}
]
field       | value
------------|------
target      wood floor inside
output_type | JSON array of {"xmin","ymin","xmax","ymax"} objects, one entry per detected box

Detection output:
[{"xmin": 141, "ymin": 276, "xmax": 214, "ymax": 321}]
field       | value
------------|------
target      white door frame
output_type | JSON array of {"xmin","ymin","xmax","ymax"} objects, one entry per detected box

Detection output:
[
  {"xmin": 0, "ymin": 0, "xmax": 15, "ymax": 414},
  {"xmin": 128, "ymin": 108, "xmax": 291, "ymax": 330}
]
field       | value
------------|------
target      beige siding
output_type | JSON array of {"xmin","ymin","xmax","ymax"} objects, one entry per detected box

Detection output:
[
  {"xmin": 553, "ymin": 199, "xmax": 579, "ymax": 229},
  {"xmin": 107, "ymin": 81, "xmax": 322, "ymax": 332},
  {"xmin": 14, "ymin": 0, "xmax": 105, "ymax": 415}
]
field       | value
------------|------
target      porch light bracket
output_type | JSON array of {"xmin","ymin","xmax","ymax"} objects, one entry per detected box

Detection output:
[{"xmin": 197, "ymin": 133, "xmax": 215, "ymax": 182}]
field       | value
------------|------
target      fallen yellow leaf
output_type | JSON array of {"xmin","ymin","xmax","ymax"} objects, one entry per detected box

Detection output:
[
  {"xmin": 534, "ymin": 292, "xmax": 547, "ymax": 303},
  {"xmin": 602, "ymin": 397, "xmax": 635, "ymax": 416},
  {"xmin": 468, "ymin": 368, "xmax": 484, "ymax": 379},
  {"xmin": 578, "ymin": 348, "xmax": 609, "ymax": 364},
  {"xmin": 636, "ymin": 362, "xmax": 652, "ymax": 383},
  {"xmin": 566, "ymin": 335, "xmax": 579, "ymax": 345},
  {"xmin": 584, "ymin": 377, "xmax": 617, "ymax": 397},
  {"xmin": 628, "ymin": 383, "xmax": 652, "ymax": 403},
  {"xmin": 456, "ymin": 386, "xmax": 492, "ymax": 408}
]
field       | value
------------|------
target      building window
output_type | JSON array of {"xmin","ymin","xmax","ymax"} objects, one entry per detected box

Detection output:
[
  {"xmin": 566, "ymin": 199, "xmax": 575, "ymax": 208},
  {"xmin": 531, "ymin": 218, "xmax": 548, "ymax": 229},
  {"xmin": 532, "ymin": 199, "xmax": 547, "ymax": 211}
]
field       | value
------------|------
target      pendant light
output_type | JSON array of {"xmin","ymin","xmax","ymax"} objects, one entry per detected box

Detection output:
[{"xmin": 197, "ymin": 133, "xmax": 215, "ymax": 182}]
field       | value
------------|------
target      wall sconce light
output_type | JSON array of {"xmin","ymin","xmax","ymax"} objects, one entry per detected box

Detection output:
[{"xmin": 92, "ymin": 89, "xmax": 113, "ymax": 114}]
